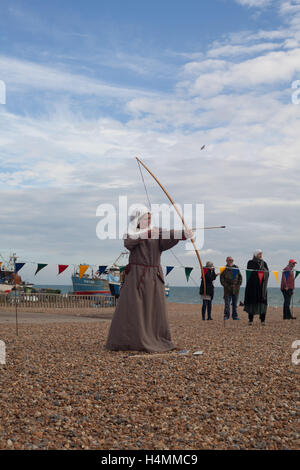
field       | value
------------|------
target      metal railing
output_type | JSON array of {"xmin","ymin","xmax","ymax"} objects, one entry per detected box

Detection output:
[{"xmin": 0, "ymin": 292, "xmax": 116, "ymax": 309}]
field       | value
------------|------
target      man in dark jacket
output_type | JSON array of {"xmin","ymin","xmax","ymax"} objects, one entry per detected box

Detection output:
[
  {"xmin": 220, "ymin": 256, "xmax": 243, "ymax": 320},
  {"xmin": 281, "ymin": 259, "xmax": 297, "ymax": 320}
]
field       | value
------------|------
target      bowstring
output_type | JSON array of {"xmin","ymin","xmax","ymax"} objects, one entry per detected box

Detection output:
[
  {"xmin": 136, "ymin": 159, "xmax": 199, "ymax": 288},
  {"xmin": 137, "ymin": 159, "xmax": 151, "ymax": 210}
]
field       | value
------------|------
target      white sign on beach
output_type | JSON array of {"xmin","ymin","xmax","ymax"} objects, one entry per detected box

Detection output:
[
  {"xmin": 0, "ymin": 340, "xmax": 6, "ymax": 365},
  {"xmin": 292, "ymin": 340, "xmax": 300, "ymax": 365}
]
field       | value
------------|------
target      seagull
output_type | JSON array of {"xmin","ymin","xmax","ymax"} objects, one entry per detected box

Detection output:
[{"xmin": 200, "ymin": 145, "xmax": 205, "ymax": 150}]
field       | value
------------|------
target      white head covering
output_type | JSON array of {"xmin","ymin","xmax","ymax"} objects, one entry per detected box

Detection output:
[
  {"xmin": 129, "ymin": 209, "xmax": 151, "ymax": 230},
  {"xmin": 206, "ymin": 261, "xmax": 214, "ymax": 268},
  {"xmin": 253, "ymin": 249, "xmax": 262, "ymax": 258}
]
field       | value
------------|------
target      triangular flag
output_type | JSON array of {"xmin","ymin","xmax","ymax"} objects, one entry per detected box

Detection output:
[
  {"xmin": 97, "ymin": 266, "xmax": 107, "ymax": 275},
  {"xmin": 35, "ymin": 263, "xmax": 48, "ymax": 275},
  {"xmin": 166, "ymin": 266, "xmax": 174, "ymax": 276},
  {"xmin": 232, "ymin": 268, "xmax": 239, "ymax": 280},
  {"xmin": 219, "ymin": 266, "xmax": 226, "ymax": 274},
  {"xmin": 272, "ymin": 271, "xmax": 279, "ymax": 283},
  {"xmin": 246, "ymin": 270, "xmax": 252, "ymax": 282},
  {"xmin": 203, "ymin": 267, "xmax": 209, "ymax": 277},
  {"xmin": 295, "ymin": 271, "xmax": 300, "ymax": 280},
  {"xmin": 79, "ymin": 265, "xmax": 89, "ymax": 280},
  {"xmin": 258, "ymin": 271, "xmax": 264, "ymax": 284},
  {"xmin": 185, "ymin": 267, "xmax": 193, "ymax": 282},
  {"xmin": 58, "ymin": 265, "xmax": 69, "ymax": 275},
  {"xmin": 284, "ymin": 271, "xmax": 290, "ymax": 282},
  {"xmin": 15, "ymin": 263, "xmax": 25, "ymax": 273},
  {"xmin": 119, "ymin": 266, "xmax": 126, "ymax": 273}
]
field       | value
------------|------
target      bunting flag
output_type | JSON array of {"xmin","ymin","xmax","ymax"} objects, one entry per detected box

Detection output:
[
  {"xmin": 35, "ymin": 263, "xmax": 48, "ymax": 275},
  {"xmin": 2, "ymin": 255, "xmax": 299, "ymax": 286},
  {"xmin": 258, "ymin": 271, "xmax": 264, "ymax": 284},
  {"xmin": 79, "ymin": 265, "xmax": 89, "ymax": 280},
  {"xmin": 232, "ymin": 268, "xmax": 239, "ymax": 280},
  {"xmin": 97, "ymin": 266, "xmax": 107, "ymax": 275},
  {"xmin": 15, "ymin": 263, "xmax": 25, "ymax": 273},
  {"xmin": 166, "ymin": 266, "xmax": 174, "ymax": 276},
  {"xmin": 58, "ymin": 264, "xmax": 69, "ymax": 275},
  {"xmin": 185, "ymin": 267, "xmax": 193, "ymax": 282}
]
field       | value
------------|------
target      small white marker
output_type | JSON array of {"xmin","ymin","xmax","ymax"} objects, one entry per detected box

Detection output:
[
  {"xmin": 177, "ymin": 349, "xmax": 190, "ymax": 355},
  {"xmin": 0, "ymin": 340, "xmax": 6, "ymax": 364}
]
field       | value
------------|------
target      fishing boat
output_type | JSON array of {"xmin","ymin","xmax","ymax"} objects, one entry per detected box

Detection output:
[
  {"xmin": 71, "ymin": 266, "xmax": 111, "ymax": 295},
  {"xmin": 0, "ymin": 253, "xmax": 34, "ymax": 293},
  {"xmin": 71, "ymin": 252, "xmax": 128, "ymax": 296},
  {"xmin": 72, "ymin": 252, "xmax": 170, "ymax": 298}
]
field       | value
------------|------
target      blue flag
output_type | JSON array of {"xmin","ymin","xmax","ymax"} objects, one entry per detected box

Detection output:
[
  {"xmin": 15, "ymin": 263, "xmax": 25, "ymax": 273},
  {"xmin": 166, "ymin": 266, "xmax": 174, "ymax": 276},
  {"xmin": 97, "ymin": 266, "xmax": 107, "ymax": 275},
  {"xmin": 232, "ymin": 268, "xmax": 239, "ymax": 280}
]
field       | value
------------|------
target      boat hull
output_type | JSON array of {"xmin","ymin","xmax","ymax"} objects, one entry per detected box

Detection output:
[
  {"xmin": 72, "ymin": 275, "xmax": 110, "ymax": 295},
  {"xmin": 0, "ymin": 284, "xmax": 13, "ymax": 293}
]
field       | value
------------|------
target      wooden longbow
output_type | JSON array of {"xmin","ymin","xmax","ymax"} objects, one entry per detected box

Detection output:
[{"xmin": 136, "ymin": 157, "xmax": 206, "ymax": 295}]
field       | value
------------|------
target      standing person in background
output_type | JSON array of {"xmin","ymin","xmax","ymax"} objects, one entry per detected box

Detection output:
[
  {"xmin": 200, "ymin": 262, "xmax": 218, "ymax": 321},
  {"xmin": 281, "ymin": 259, "xmax": 297, "ymax": 320},
  {"xmin": 220, "ymin": 256, "xmax": 243, "ymax": 320},
  {"xmin": 244, "ymin": 250, "xmax": 269, "ymax": 325}
]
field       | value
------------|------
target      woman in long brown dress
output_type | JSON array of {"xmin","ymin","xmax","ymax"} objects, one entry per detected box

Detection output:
[{"xmin": 106, "ymin": 211, "xmax": 192, "ymax": 352}]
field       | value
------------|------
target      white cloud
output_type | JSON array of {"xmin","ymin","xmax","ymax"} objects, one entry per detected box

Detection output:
[
  {"xmin": 0, "ymin": 55, "xmax": 157, "ymax": 101},
  {"xmin": 234, "ymin": 0, "xmax": 273, "ymax": 7},
  {"xmin": 184, "ymin": 49, "xmax": 300, "ymax": 96}
]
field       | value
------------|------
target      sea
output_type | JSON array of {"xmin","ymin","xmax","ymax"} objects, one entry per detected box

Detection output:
[{"xmin": 35, "ymin": 285, "xmax": 300, "ymax": 308}]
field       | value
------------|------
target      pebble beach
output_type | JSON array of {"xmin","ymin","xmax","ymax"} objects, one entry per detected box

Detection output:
[{"xmin": 0, "ymin": 303, "xmax": 299, "ymax": 450}]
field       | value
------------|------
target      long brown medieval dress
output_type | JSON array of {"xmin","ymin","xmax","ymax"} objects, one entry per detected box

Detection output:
[{"xmin": 105, "ymin": 229, "xmax": 185, "ymax": 352}]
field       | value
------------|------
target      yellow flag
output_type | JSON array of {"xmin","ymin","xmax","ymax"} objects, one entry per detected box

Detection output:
[
  {"xmin": 219, "ymin": 266, "xmax": 226, "ymax": 275},
  {"xmin": 79, "ymin": 265, "xmax": 89, "ymax": 279},
  {"xmin": 273, "ymin": 271, "xmax": 279, "ymax": 283}
]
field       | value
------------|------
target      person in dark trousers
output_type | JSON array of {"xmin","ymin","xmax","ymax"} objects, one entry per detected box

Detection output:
[
  {"xmin": 244, "ymin": 249, "xmax": 269, "ymax": 325},
  {"xmin": 200, "ymin": 261, "xmax": 218, "ymax": 320},
  {"xmin": 281, "ymin": 259, "xmax": 297, "ymax": 320},
  {"xmin": 220, "ymin": 256, "xmax": 243, "ymax": 320}
]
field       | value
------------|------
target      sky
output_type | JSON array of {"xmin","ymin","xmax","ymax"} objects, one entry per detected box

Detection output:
[{"xmin": 0, "ymin": 0, "xmax": 300, "ymax": 287}]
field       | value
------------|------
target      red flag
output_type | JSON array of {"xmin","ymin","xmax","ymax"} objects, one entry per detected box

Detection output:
[
  {"xmin": 58, "ymin": 264, "xmax": 69, "ymax": 275},
  {"xmin": 258, "ymin": 271, "xmax": 264, "ymax": 284}
]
